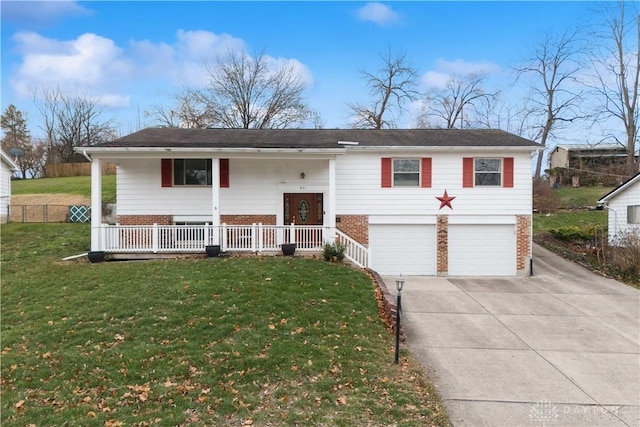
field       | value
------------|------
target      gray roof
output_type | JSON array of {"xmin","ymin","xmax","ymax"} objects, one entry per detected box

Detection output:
[{"xmin": 98, "ymin": 128, "xmax": 538, "ymax": 149}]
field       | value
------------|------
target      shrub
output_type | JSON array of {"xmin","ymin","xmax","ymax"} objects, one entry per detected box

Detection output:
[
  {"xmin": 549, "ymin": 225, "xmax": 599, "ymax": 242},
  {"xmin": 323, "ymin": 241, "xmax": 346, "ymax": 263},
  {"xmin": 608, "ymin": 230, "xmax": 640, "ymax": 283},
  {"xmin": 533, "ymin": 178, "xmax": 559, "ymax": 213}
]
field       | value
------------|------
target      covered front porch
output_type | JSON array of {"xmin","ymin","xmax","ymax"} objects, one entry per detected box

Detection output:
[{"xmin": 91, "ymin": 223, "xmax": 368, "ymax": 267}]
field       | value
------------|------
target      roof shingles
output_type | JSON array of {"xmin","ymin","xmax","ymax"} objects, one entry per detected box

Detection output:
[{"xmin": 97, "ymin": 128, "xmax": 538, "ymax": 149}]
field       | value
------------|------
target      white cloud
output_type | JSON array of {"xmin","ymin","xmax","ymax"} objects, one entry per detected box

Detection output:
[
  {"xmin": 420, "ymin": 58, "xmax": 502, "ymax": 89},
  {"xmin": 130, "ymin": 29, "xmax": 247, "ymax": 86},
  {"xmin": 1, "ymin": 1, "xmax": 92, "ymax": 27},
  {"xmin": 8, "ymin": 29, "xmax": 314, "ymax": 112},
  {"xmin": 11, "ymin": 31, "xmax": 132, "ymax": 104},
  {"xmin": 356, "ymin": 3, "xmax": 401, "ymax": 26}
]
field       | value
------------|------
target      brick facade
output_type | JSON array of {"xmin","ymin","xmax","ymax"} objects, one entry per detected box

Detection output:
[
  {"xmin": 336, "ymin": 215, "xmax": 369, "ymax": 245},
  {"xmin": 437, "ymin": 215, "xmax": 449, "ymax": 275},
  {"xmin": 117, "ymin": 215, "xmax": 173, "ymax": 225},
  {"xmin": 220, "ymin": 215, "xmax": 276, "ymax": 225},
  {"xmin": 516, "ymin": 215, "xmax": 532, "ymax": 274}
]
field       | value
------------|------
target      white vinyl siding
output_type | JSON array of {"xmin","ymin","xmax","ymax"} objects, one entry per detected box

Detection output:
[
  {"xmin": 0, "ymin": 159, "xmax": 12, "ymax": 223},
  {"xmin": 606, "ymin": 180, "xmax": 640, "ymax": 243},
  {"xmin": 369, "ymin": 224, "xmax": 437, "ymax": 275},
  {"xmin": 335, "ymin": 151, "xmax": 532, "ymax": 216},
  {"xmin": 448, "ymin": 224, "xmax": 516, "ymax": 276},
  {"xmin": 116, "ymin": 158, "xmax": 329, "ymax": 217}
]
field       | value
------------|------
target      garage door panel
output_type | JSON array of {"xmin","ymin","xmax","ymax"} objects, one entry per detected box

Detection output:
[
  {"xmin": 449, "ymin": 225, "xmax": 515, "ymax": 276},
  {"xmin": 369, "ymin": 225, "xmax": 436, "ymax": 276}
]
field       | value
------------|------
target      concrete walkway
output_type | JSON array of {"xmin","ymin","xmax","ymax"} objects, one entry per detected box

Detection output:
[{"xmin": 383, "ymin": 244, "xmax": 639, "ymax": 427}]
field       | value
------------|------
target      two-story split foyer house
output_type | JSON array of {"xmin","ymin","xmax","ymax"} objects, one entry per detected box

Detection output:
[{"xmin": 78, "ymin": 128, "xmax": 538, "ymax": 276}]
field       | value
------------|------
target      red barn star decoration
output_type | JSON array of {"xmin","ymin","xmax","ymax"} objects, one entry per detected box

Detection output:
[{"xmin": 436, "ymin": 190, "xmax": 456, "ymax": 210}]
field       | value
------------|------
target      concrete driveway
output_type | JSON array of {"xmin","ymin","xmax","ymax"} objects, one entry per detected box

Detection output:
[{"xmin": 383, "ymin": 243, "xmax": 639, "ymax": 427}]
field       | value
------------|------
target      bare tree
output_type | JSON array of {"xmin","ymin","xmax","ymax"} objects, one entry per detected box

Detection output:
[
  {"xmin": 515, "ymin": 28, "xmax": 586, "ymax": 178},
  {"xmin": 193, "ymin": 50, "xmax": 317, "ymax": 129},
  {"xmin": 33, "ymin": 87, "xmax": 116, "ymax": 163},
  {"xmin": 416, "ymin": 73, "xmax": 495, "ymax": 129},
  {"xmin": 147, "ymin": 89, "xmax": 219, "ymax": 129},
  {"xmin": 588, "ymin": 2, "xmax": 639, "ymax": 176},
  {"xmin": 348, "ymin": 48, "xmax": 419, "ymax": 129}
]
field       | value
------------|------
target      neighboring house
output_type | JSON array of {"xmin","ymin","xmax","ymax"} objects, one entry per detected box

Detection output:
[
  {"xmin": 0, "ymin": 149, "xmax": 19, "ymax": 223},
  {"xmin": 548, "ymin": 144, "xmax": 630, "ymax": 187},
  {"xmin": 78, "ymin": 128, "xmax": 537, "ymax": 277},
  {"xmin": 598, "ymin": 172, "xmax": 640, "ymax": 245}
]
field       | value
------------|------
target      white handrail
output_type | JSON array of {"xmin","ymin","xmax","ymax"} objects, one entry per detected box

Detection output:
[{"xmin": 335, "ymin": 230, "xmax": 369, "ymax": 268}]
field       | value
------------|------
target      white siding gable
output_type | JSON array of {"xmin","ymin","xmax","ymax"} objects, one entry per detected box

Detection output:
[{"xmin": 606, "ymin": 179, "xmax": 640, "ymax": 242}]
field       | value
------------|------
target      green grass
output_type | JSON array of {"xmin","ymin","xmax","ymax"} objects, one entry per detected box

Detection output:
[
  {"xmin": 533, "ymin": 210, "xmax": 608, "ymax": 236},
  {"xmin": 533, "ymin": 186, "xmax": 612, "ymax": 236},
  {"xmin": 554, "ymin": 186, "xmax": 613, "ymax": 209},
  {"xmin": 1, "ymin": 224, "xmax": 450, "ymax": 427},
  {"xmin": 12, "ymin": 175, "xmax": 116, "ymax": 202}
]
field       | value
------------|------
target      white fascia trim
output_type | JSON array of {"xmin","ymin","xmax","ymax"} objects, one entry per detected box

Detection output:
[
  {"xmin": 598, "ymin": 174, "xmax": 640, "ymax": 203},
  {"xmin": 346, "ymin": 146, "xmax": 538, "ymax": 153},
  {"xmin": 76, "ymin": 147, "xmax": 346, "ymax": 159}
]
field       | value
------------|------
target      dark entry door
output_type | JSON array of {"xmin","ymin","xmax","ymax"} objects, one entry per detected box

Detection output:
[{"xmin": 284, "ymin": 193, "xmax": 323, "ymax": 225}]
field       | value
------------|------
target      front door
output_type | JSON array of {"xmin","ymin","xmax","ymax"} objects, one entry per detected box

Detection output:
[{"xmin": 284, "ymin": 193, "xmax": 323, "ymax": 225}]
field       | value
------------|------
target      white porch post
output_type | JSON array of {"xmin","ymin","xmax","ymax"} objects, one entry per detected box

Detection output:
[
  {"xmin": 327, "ymin": 157, "xmax": 337, "ymax": 242},
  {"xmin": 90, "ymin": 157, "xmax": 102, "ymax": 251},
  {"xmin": 211, "ymin": 158, "xmax": 221, "ymax": 244}
]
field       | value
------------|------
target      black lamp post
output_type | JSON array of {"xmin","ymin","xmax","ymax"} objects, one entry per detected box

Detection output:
[{"xmin": 394, "ymin": 274, "xmax": 404, "ymax": 364}]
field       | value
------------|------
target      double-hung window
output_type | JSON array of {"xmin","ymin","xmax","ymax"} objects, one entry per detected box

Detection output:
[
  {"xmin": 474, "ymin": 158, "xmax": 501, "ymax": 186},
  {"xmin": 173, "ymin": 159, "xmax": 212, "ymax": 186},
  {"xmin": 381, "ymin": 157, "xmax": 432, "ymax": 188},
  {"xmin": 463, "ymin": 157, "xmax": 513, "ymax": 188},
  {"xmin": 393, "ymin": 159, "xmax": 420, "ymax": 186}
]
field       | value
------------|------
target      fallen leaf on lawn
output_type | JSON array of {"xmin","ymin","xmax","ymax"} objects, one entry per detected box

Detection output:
[
  {"xmin": 14, "ymin": 400, "xmax": 25, "ymax": 413},
  {"xmin": 268, "ymin": 324, "xmax": 276, "ymax": 330},
  {"xmin": 243, "ymin": 419, "xmax": 254, "ymax": 425},
  {"xmin": 114, "ymin": 334, "xmax": 125, "ymax": 342},
  {"xmin": 336, "ymin": 396, "xmax": 346, "ymax": 405},
  {"xmin": 105, "ymin": 420, "xmax": 123, "ymax": 427},
  {"xmin": 42, "ymin": 352, "xmax": 52, "ymax": 359},
  {"xmin": 87, "ymin": 411, "xmax": 97, "ymax": 418},
  {"xmin": 265, "ymin": 277, "xmax": 272, "ymax": 281},
  {"xmin": 280, "ymin": 318, "xmax": 287, "ymax": 324}
]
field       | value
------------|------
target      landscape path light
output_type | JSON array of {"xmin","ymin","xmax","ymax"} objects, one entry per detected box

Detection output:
[{"xmin": 394, "ymin": 274, "xmax": 404, "ymax": 364}]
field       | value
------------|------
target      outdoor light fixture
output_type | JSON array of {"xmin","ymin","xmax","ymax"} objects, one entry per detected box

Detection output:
[
  {"xmin": 300, "ymin": 172, "xmax": 305, "ymax": 179},
  {"xmin": 394, "ymin": 274, "xmax": 404, "ymax": 364}
]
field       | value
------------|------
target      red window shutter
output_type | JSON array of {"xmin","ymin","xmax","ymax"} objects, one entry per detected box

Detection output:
[
  {"xmin": 421, "ymin": 158, "xmax": 432, "ymax": 188},
  {"xmin": 161, "ymin": 159, "xmax": 172, "ymax": 187},
  {"xmin": 220, "ymin": 158, "xmax": 229, "ymax": 188},
  {"xmin": 503, "ymin": 157, "xmax": 514, "ymax": 188},
  {"xmin": 381, "ymin": 157, "xmax": 392, "ymax": 188},
  {"xmin": 462, "ymin": 157, "xmax": 474, "ymax": 188}
]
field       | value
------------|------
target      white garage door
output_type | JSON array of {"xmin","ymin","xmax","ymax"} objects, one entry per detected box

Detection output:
[
  {"xmin": 369, "ymin": 224, "xmax": 436, "ymax": 275},
  {"xmin": 448, "ymin": 224, "xmax": 516, "ymax": 276}
]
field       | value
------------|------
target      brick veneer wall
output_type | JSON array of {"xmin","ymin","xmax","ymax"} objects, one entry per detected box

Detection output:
[
  {"xmin": 117, "ymin": 215, "xmax": 173, "ymax": 225},
  {"xmin": 437, "ymin": 215, "xmax": 449, "ymax": 275},
  {"xmin": 516, "ymin": 215, "xmax": 532, "ymax": 273},
  {"xmin": 220, "ymin": 215, "xmax": 276, "ymax": 225},
  {"xmin": 336, "ymin": 215, "xmax": 369, "ymax": 246}
]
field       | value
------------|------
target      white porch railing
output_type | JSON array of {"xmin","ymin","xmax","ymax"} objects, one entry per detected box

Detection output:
[
  {"xmin": 336, "ymin": 230, "xmax": 369, "ymax": 268},
  {"xmin": 95, "ymin": 223, "xmax": 369, "ymax": 268}
]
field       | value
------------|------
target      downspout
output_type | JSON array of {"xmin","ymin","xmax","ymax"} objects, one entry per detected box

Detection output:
[{"xmin": 81, "ymin": 150, "xmax": 92, "ymax": 163}]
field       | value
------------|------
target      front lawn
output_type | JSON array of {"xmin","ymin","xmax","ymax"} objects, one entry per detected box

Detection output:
[{"xmin": 0, "ymin": 224, "xmax": 449, "ymax": 426}]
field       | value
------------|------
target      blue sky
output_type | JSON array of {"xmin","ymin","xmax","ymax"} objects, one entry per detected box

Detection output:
[{"xmin": 1, "ymin": 1, "xmax": 597, "ymax": 138}]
